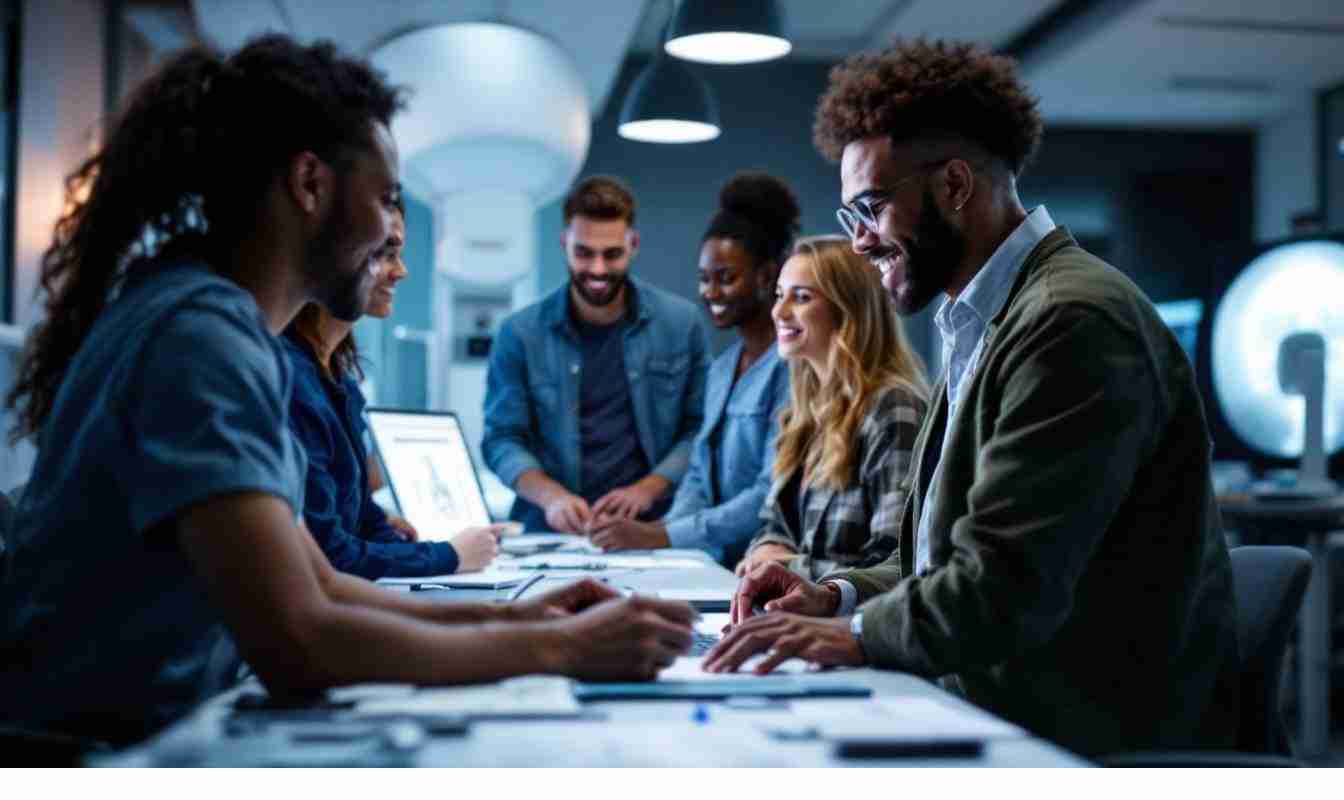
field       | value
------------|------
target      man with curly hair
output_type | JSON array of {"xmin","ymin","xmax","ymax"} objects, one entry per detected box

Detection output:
[{"xmin": 706, "ymin": 39, "xmax": 1239, "ymax": 757}]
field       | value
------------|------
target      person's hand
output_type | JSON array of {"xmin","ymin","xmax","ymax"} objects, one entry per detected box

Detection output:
[
  {"xmin": 450, "ymin": 524, "xmax": 505, "ymax": 572},
  {"xmin": 387, "ymin": 515, "xmax": 419, "ymax": 542},
  {"xmin": 702, "ymin": 613, "xmax": 863, "ymax": 674},
  {"xmin": 728, "ymin": 561, "xmax": 840, "ymax": 625},
  {"xmin": 735, "ymin": 543, "xmax": 797, "ymax": 576},
  {"xmin": 543, "ymin": 493, "xmax": 592, "ymax": 533},
  {"xmin": 592, "ymin": 475, "xmax": 670, "ymax": 520},
  {"xmin": 507, "ymin": 577, "xmax": 621, "ymax": 621},
  {"xmin": 589, "ymin": 518, "xmax": 671, "ymax": 551},
  {"xmin": 543, "ymin": 595, "xmax": 696, "ymax": 681}
]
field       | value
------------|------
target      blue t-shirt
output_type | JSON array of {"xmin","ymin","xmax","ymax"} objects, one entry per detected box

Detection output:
[
  {"xmin": 573, "ymin": 313, "xmax": 648, "ymax": 505},
  {"xmin": 0, "ymin": 262, "xmax": 306, "ymax": 746}
]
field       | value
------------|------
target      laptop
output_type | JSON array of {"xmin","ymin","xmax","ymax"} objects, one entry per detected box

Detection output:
[
  {"xmin": 365, "ymin": 408, "xmax": 494, "ymax": 543},
  {"xmin": 365, "ymin": 407, "xmax": 596, "ymax": 555}
]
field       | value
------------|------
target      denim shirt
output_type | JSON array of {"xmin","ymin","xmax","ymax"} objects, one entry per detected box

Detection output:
[
  {"xmin": 283, "ymin": 334, "xmax": 460, "ymax": 578},
  {"xmin": 482, "ymin": 278, "xmax": 710, "ymax": 531},
  {"xmin": 663, "ymin": 342, "xmax": 789, "ymax": 565}
]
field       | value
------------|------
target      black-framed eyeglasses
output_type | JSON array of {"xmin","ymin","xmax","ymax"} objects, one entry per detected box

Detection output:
[{"xmin": 835, "ymin": 159, "xmax": 952, "ymax": 239}]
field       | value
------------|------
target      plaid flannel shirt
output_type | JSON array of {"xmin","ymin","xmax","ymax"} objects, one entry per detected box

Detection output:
[{"xmin": 748, "ymin": 384, "xmax": 926, "ymax": 581}]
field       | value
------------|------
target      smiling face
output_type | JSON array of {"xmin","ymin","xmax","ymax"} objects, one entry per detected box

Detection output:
[
  {"xmin": 840, "ymin": 136, "xmax": 966, "ymax": 314},
  {"xmin": 563, "ymin": 215, "xmax": 638, "ymax": 309},
  {"xmin": 698, "ymin": 237, "xmax": 771, "ymax": 330},
  {"xmin": 772, "ymin": 253, "xmax": 838, "ymax": 375},
  {"xmin": 364, "ymin": 211, "xmax": 407, "ymax": 319},
  {"xmin": 306, "ymin": 121, "xmax": 402, "ymax": 322}
]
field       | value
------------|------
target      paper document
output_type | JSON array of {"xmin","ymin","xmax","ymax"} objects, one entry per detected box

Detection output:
[
  {"xmin": 509, "ymin": 553, "xmax": 706, "ymax": 570},
  {"xmin": 375, "ymin": 567, "xmax": 527, "ymax": 589},
  {"xmin": 659, "ymin": 656, "xmax": 811, "ymax": 681},
  {"xmin": 357, "ymin": 676, "xmax": 581, "ymax": 719},
  {"xmin": 500, "ymin": 533, "xmax": 601, "ymax": 555}
]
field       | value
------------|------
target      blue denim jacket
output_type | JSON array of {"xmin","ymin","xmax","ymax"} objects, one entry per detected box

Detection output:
[
  {"xmin": 664, "ymin": 342, "xmax": 789, "ymax": 566},
  {"xmin": 482, "ymin": 278, "xmax": 710, "ymax": 531},
  {"xmin": 283, "ymin": 334, "xmax": 460, "ymax": 578}
]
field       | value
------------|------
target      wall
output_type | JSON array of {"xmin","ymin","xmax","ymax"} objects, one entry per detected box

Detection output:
[
  {"xmin": 1022, "ymin": 127, "xmax": 1255, "ymax": 305},
  {"xmin": 11, "ymin": 0, "xmax": 104, "ymax": 328},
  {"xmin": 1255, "ymin": 103, "xmax": 1318, "ymax": 243},
  {"xmin": 354, "ymin": 190, "xmax": 436, "ymax": 408},
  {"xmin": 1, "ymin": 0, "xmax": 104, "ymax": 492}
]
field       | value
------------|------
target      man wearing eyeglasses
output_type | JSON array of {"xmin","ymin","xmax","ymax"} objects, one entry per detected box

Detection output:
[
  {"xmin": 705, "ymin": 39, "xmax": 1238, "ymax": 758},
  {"xmin": 483, "ymin": 176, "xmax": 709, "ymax": 534}
]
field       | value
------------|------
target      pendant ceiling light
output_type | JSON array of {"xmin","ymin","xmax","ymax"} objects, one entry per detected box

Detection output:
[
  {"xmin": 618, "ymin": 52, "xmax": 721, "ymax": 143},
  {"xmin": 664, "ymin": 0, "xmax": 791, "ymax": 64}
]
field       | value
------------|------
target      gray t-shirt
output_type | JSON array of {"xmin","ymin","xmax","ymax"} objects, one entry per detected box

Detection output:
[{"xmin": 0, "ymin": 262, "xmax": 305, "ymax": 745}]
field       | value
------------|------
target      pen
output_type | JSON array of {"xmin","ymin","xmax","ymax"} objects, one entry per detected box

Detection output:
[
  {"xmin": 410, "ymin": 583, "xmax": 452, "ymax": 592},
  {"xmin": 507, "ymin": 572, "xmax": 546, "ymax": 602}
]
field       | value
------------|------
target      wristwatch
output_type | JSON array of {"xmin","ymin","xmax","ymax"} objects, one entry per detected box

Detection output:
[{"xmin": 849, "ymin": 611, "xmax": 866, "ymax": 658}]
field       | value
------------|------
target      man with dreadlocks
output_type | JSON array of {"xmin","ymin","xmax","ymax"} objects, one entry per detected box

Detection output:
[
  {"xmin": 0, "ymin": 35, "xmax": 693, "ymax": 751},
  {"xmin": 705, "ymin": 39, "xmax": 1239, "ymax": 757}
]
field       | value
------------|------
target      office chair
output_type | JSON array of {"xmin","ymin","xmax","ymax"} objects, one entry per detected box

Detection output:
[{"xmin": 1103, "ymin": 545, "xmax": 1312, "ymax": 767}]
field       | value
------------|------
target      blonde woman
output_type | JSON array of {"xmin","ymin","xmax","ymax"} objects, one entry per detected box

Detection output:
[{"xmin": 737, "ymin": 235, "xmax": 928, "ymax": 580}]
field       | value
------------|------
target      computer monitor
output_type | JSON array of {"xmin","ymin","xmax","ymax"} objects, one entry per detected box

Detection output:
[
  {"xmin": 365, "ymin": 408, "xmax": 494, "ymax": 541},
  {"xmin": 1197, "ymin": 232, "xmax": 1344, "ymax": 480}
]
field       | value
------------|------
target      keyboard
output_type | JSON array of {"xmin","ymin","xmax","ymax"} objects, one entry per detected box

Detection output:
[{"xmin": 691, "ymin": 631, "xmax": 721, "ymax": 656}]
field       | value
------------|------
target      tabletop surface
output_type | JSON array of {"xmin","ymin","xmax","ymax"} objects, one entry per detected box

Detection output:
[{"xmin": 96, "ymin": 545, "xmax": 1089, "ymax": 767}]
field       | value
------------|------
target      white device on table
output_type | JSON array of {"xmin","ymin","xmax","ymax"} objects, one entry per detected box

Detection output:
[
  {"xmin": 365, "ymin": 407, "xmax": 598, "ymax": 553},
  {"xmin": 364, "ymin": 408, "xmax": 495, "ymax": 542}
]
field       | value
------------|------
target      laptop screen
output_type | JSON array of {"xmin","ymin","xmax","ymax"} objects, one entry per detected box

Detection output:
[{"xmin": 365, "ymin": 409, "xmax": 493, "ymax": 541}]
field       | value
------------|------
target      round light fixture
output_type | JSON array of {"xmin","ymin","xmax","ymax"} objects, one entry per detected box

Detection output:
[
  {"xmin": 664, "ymin": 0, "xmax": 791, "ymax": 65},
  {"xmin": 617, "ymin": 119, "xmax": 721, "ymax": 144},
  {"xmin": 618, "ymin": 55, "xmax": 721, "ymax": 144},
  {"xmin": 1211, "ymin": 239, "xmax": 1344, "ymax": 462},
  {"xmin": 665, "ymin": 31, "xmax": 792, "ymax": 65}
]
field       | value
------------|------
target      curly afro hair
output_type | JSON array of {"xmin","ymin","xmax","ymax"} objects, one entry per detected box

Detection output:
[
  {"xmin": 813, "ymin": 38, "xmax": 1043, "ymax": 176},
  {"xmin": 703, "ymin": 172, "xmax": 801, "ymax": 268}
]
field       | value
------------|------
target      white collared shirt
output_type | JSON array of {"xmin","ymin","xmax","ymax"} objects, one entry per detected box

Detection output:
[
  {"xmin": 832, "ymin": 206, "xmax": 1056, "ymax": 616},
  {"xmin": 914, "ymin": 206, "xmax": 1055, "ymax": 574}
]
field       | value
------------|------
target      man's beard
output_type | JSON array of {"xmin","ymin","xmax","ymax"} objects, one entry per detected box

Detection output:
[
  {"xmin": 306, "ymin": 195, "xmax": 375, "ymax": 322},
  {"xmin": 570, "ymin": 270, "xmax": 627, "ymax": 308},
  {"xmin": 873, "ymin": 189, "xmax": 967, "ymax": 315}
]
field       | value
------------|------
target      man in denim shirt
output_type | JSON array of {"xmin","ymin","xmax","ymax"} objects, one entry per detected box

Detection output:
[{"xmin": 483, "ymin": 176, "xmax": 709, "ymax": 533}]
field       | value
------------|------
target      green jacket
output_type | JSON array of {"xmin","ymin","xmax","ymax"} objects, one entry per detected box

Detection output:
[{"xmin": 842, "ymin": 228, "xmax": 1239, "ymax": 757}]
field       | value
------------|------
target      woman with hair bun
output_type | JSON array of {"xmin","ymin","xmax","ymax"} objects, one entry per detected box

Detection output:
[
  {"xmin": 589, "ymin": 172, "xmax": 795, "ymax": 567},
  {"xmin": 737, "ymin": 235, "xmax": 928, "ymax": 579}
]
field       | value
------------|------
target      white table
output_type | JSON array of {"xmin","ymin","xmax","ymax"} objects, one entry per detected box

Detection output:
[{"xmin": 94, "ymin": 549, "xmax": 1088, "ymax": 767}]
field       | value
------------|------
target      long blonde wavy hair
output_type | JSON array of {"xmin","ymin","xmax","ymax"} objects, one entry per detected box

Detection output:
[{"xmin": 774, "ymin": 235, "xmax": 929, "ymax": 491}]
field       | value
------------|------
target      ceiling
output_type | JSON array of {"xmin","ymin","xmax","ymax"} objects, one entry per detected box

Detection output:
[
  {"xmin": 174, "ymin": 1, "xmax": 1344, "ymax": 131},
  {"xmin": 629, "ymin": 0, "xmax": 1344, "ymax": 129},
  {"xmin": 189, "ymin": 0, "xmax": 647, "ymax": 113}
]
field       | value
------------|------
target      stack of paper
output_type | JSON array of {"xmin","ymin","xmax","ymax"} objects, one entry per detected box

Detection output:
[{"xmin": 356, "ymin": 676, "xmax": 582, "ymax": 720}]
